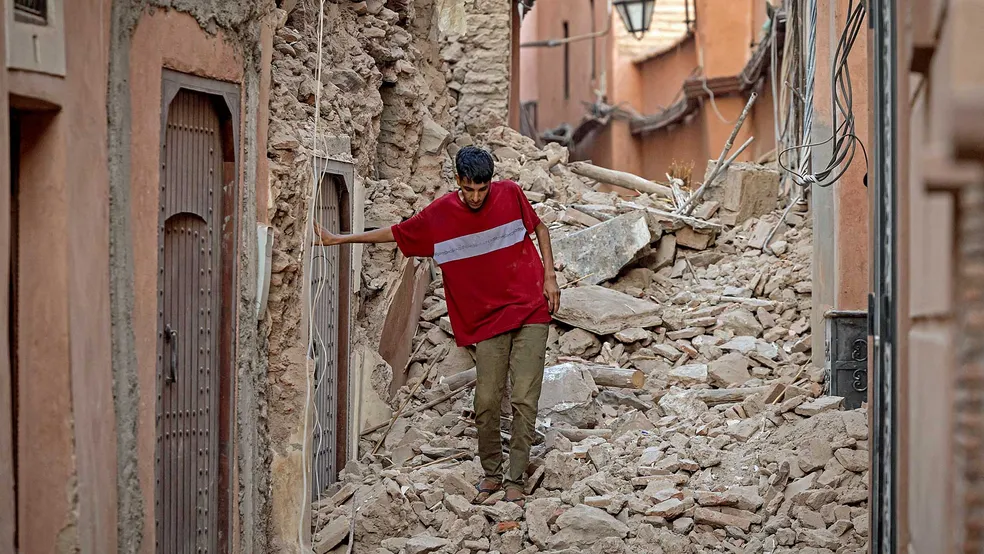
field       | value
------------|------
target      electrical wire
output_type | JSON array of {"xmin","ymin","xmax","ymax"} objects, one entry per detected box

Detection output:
[
  {"xmin": 300, "ymin": 0, "xmax": 328, "ymax": 548},
  {"xmin": 771, "ymin": 9, "xmax": 781, "ymax": 163},
  {"xmin": 778, "ymin": 0, "xmax": 869, "ymax": 188}
]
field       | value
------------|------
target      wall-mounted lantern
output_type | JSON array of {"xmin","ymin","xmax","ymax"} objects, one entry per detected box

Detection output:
[{"xmin": 614, "ymin": 0, "xmax": 656, "ymax": 39}]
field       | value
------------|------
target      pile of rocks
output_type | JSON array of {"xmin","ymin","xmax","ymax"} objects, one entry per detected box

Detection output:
[
  {"xmin": 310, "ymin": 132, "xmax": 868, "ymax": 553},
  {"xmin": 313, "ymin": 387, "xmax": 867, "ymax": 554}
]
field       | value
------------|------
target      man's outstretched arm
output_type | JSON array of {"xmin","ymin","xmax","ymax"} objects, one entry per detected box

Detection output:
[
  {"xmin": 314, "ymin": 222, "xmax": 395, "ymax": 245},
  {"xmin": 533, "ymin": 222, "xmax": 561, "ymax": 313}
]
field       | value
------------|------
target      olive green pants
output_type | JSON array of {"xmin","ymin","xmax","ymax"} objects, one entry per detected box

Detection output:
[{"xmin": 474, "ymin": 324, "xmax": 548, "ymax": 489}]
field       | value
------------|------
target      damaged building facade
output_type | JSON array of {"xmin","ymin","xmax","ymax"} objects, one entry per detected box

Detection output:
[
  {"xmin": 263, "ymin": 0, "xmax": 523, "ymax": 549},
  {"xmin": 0, "ymin": 0, "xmax": 525, "ymax": 551},
  {"xmin": 1, "ymin": 0, "xmax": 982, "ymax": 552}
]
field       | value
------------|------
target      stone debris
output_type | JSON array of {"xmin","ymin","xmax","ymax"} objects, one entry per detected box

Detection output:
[
  {"xmin": 538, "ymin": 363, "xmax": 602, "ymax": 428},
  {"xmin": 553, "ymin": 286, "xmax": 663, "ymax": 335},
  {"xmin": 306, "ymin": 118, "xmax": 866, "ymax": 554},
  {"xmin": 553, "ymin": 211, "xmax": 652, "ymax": 285}
]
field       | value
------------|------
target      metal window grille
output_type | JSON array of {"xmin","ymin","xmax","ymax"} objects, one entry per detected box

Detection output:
[
  {"xmin": 14, "ymin": 0, "xmax": 47, "ymax": 25},
  {"xmin": 310, "ymin": 174, "xmax": 342, "ymax": 497}
]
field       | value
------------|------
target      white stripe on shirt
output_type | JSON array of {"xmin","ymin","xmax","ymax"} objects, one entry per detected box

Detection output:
[{"xmin": 433, "ymin": 219, "xmax": 527, "ymax": 265}]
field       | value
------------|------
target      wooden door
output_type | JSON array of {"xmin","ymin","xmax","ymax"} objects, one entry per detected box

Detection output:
[{"xmin": 156, "ymin": 89, "xmax": 224, "ymax": 554}]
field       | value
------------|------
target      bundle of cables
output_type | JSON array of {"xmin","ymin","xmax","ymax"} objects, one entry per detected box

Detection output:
[{"xmin": 779, "ymin": 0, "xmax": 869, "ymax": 188}]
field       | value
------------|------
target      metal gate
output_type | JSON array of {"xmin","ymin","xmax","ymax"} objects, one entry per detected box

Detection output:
[
  {"xmin": 310, "ymin": 175, "xmax": 342, "ymax": 497},
  {"xmin": 155, "ymin": 89, "xmax": 224, "ymax": 554}
]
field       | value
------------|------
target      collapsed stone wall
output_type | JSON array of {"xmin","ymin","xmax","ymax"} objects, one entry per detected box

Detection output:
[
  {"xmin": 445, "ymin": 0, "xmax": 513, "ymax": 136},
  {"xmin": 263, "ymin": 0, "xmax": 514, "ymax": 549}
]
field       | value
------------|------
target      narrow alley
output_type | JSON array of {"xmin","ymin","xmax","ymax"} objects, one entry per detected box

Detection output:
[
  {"xmin": 0, "ymin": 0, "xmax": 977, "ymax": 553},
  {"xmin": 316, "ymin": 126, "xmax": 870, "ymax": 554}
]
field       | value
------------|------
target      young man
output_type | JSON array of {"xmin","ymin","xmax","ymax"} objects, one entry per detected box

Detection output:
[{"xmin": 315, "ymin": 146, "xmax": 560, "ymax": 507}]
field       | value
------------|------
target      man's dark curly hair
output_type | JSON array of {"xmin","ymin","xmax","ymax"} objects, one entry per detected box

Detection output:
[{"xmin": 454, "ymin": 146, "xmax": 495, "ymax": 184}]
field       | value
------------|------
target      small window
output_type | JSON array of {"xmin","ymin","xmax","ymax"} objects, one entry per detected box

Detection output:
[{"xmin": 14, "ymin": 0, "xmax": 47, "ymax": 26}]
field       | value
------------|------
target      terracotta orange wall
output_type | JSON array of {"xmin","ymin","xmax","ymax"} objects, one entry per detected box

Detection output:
[
  {"xmin": 520, "ymin": 0, "xmax": 606, "ymax": 133},
  {"xmin": 810, "ymin": 0, "xmax": 869, "ymax": 311},
  {"xmin": 832, "ymin": 0, "xmax": 869, "ymax": 309},
  {"xmin": 604, "ymin": 31, "xmax": 644, "ymax": 175},
  {"xmin": 521, "ymin": 0, "xmax": 768, "ymax": 181},
  {"xmin": 639, "ymin": 115, "xmax": 707, "ymax": 181},
  {"xmin": 519, "ymin": 6, "xmax": 539, "ymax": 103},
  {"xmin": 634, "ymin": 38, "xmax": 705, "ymax": 180},
  {"xmin": 695, "ymin": 0, "xmax": 754, "ymax": 77},
  {"xmin": 14, "ymin": 106, "xmax": 77, "ymax": 554},
  {"xmin": 629, "ymin": 0, "xmax": 763, "ymax": 181},
  {"xmin": 634, "ymin": 41, "xmax": 773, "ymax": 181},
  {"xmin": 129, "ymin": 11, "xmax": 251, "ymax": 552},
  {"xmin": 639, "ymin": 38, "xmax": 698, "ymax": 113},
  {"xmin": 751, "ymin": 76, "xmax": 777, "ymax": 161}
]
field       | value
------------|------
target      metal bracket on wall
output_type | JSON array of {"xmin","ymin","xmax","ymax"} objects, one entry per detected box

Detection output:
[{"xmin": 256, "ymin": 224, "xmax": 273, "ymax": 319}]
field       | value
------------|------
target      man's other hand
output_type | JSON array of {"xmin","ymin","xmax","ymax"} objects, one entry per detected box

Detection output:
[{"xmin": 543, "ymin": 274, "xmax": 561, "ymax": 313}]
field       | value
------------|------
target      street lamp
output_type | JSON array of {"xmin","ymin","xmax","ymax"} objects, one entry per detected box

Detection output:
[{"xmin": 614, "ymin": 0, "xmax": 656, "ymax": 40}]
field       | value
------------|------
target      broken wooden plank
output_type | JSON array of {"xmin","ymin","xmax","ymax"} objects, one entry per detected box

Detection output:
[
  {"xmin": 545, "ymin": 358, "xmax": 647, "ymax": 389},
  {"xmin": 583, "ymin": 365, "xmax": 646, "ymax": 389},
  {"xmin": 570, "ymin": 161, "xmax": 674, "ymax": 198},
  {"xmin": 557, "ymin": 428, "xmax": 614, "ymax": 442},
  {"xmin": 443, "ymin": 367, "xmax": 477, "ymax": 391},
  {"xmin": 693, "ymin": 386, "xmax": 772, "ymax": 406},
  {"xmin": 625, "ymin": 204, "xmax": 725, "ymax": 231},
  {"xmin": 706, "ymin": 295, "xmax": 777, "ymax": 308}
]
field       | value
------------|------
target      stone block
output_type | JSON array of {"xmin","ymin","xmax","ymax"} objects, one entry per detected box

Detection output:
[
  {"xmin": 675, "ymin": 226, "xmax": 715, "ymax": 250},
  {"xmin": 708, "ymin": 353, "xmax": 752, "ymax": 387},
  {"xmin": 653, "ymin": 234, "xmax": 677, "ymax": 270},
  {"xmin": 554, "ymin": 285, "xmax": 663, "ymax": 335},
  {"xmin": 554, "ymin": 212, "xmax": 651, "ymax": 285},
  {"xmin": 538, "ymin": 363, "xmax": 601, "ymax": 428},
  {"xmin": 668, "ymin": 363, "xmax": 709, "ymax": 385},
  {"xmin": 719, "ymin": 162, "xmax": 781, "ymax": 224}
]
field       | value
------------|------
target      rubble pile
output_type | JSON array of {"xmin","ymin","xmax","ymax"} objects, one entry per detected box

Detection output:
[{"xmin": 312, "ymin": 129, "xmax": 868, "ymax": 553}]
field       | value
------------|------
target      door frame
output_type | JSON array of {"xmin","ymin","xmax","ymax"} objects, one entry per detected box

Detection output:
[
  {"xmin": 310, "ymin": 157, "xmax": 353, "ymax": 479},
  {"xmin": 869, "ymin": 0, "xmax": 898, "ymax": 551},
  {"xmin": 157, "ymin": 69, "xmax": 240, "ymax": 553}
]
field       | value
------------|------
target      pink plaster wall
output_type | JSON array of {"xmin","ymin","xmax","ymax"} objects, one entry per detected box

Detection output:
[
  {"xmin": 519, "ymin": 0, "xmax": 607, "ymax": 133},
  {"xmin": 129, "ymin": 11, "xmax": 248, "ymax": 551}
]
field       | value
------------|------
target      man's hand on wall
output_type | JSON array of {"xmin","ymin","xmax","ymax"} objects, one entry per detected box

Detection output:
[{"xmin": 313, "ymin": 222, "xmax": 344, "ymax": 246}]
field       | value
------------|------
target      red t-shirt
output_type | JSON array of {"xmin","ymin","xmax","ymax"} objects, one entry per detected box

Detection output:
[{"xmin": 392, "ymin": 180, "xmax": 552, "ymax": 346}]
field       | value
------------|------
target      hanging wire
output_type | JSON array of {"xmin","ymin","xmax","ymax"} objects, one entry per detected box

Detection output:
[
  {"xmin": 778, "ymin": 0, "xmax": 869, "ymax": 188},
  {"xmin": 694, "ymin": 27, "xmax": 735, "ymax": 125},
  {"xmin": 770, "ymin": 8, "xmax": 781, "ymax": 164},
  {"xmin": 300, "ymin": 0, "xmax": 329, "ymax": 547}
]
